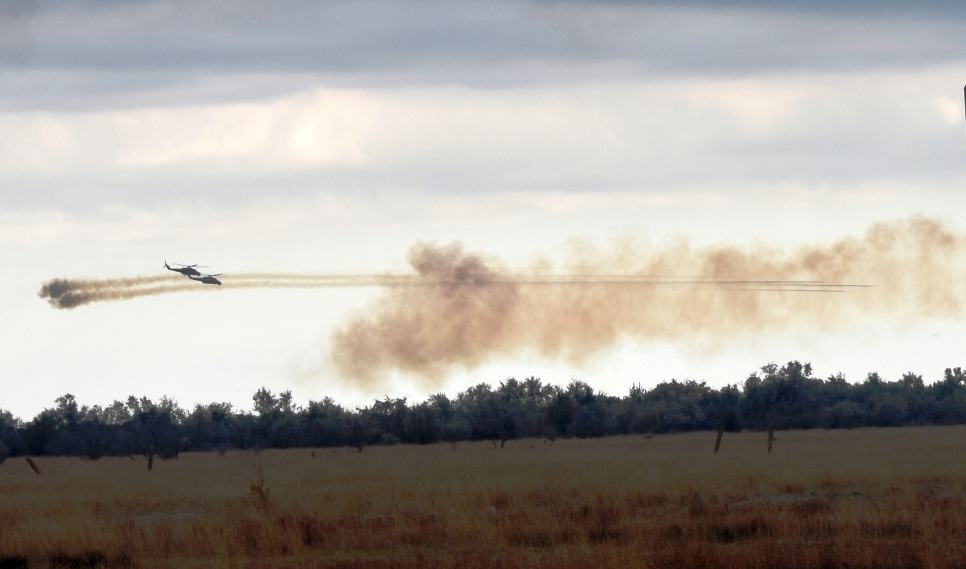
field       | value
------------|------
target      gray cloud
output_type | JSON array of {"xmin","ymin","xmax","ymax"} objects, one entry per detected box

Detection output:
[
  {"xmin": 1, "ymin": 0, "xmax": 964, "ymax": 212},
  {"xmin": 2, "ymin": 1, "xmax": 966, "ymax": 109}
]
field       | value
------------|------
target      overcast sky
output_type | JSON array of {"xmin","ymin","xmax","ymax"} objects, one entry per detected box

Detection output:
[{"xmin": 3, "ymin": 0, "xmax": 966, "ymax": 418}]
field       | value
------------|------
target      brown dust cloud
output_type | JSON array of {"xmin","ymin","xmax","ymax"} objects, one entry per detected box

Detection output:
[{"xmin": 40, "ymin": 217, "xmax": 966, "ymax": 387}]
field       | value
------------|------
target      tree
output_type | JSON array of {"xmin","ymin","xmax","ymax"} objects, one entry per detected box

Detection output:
[
  {"xmin": 303, "ymin": 397, "xmax": 349, "ymax": 448},
  {"xmin": 9, "ymin": 361, "xmax": 966, "ymax": 459},
  {"xmin": 127, "ymin": 398, "xmax": 182, "ymax": 460},
  {"xmin": 405, "ymin": 402, "xmax": 441, "ymax": 445},
  {"xmin": 348, "ymin": 411, "xmax": 372, "ymax": 452},
  {"xmin": 545, "ymin": 388, "xmax": 575, "ymax": 441},
  {"xmin": 742, "ymin": 362, "xmax": 821, "ymax": 430},
  {"xmin": 0, "ymin": 409, "xmax": 20, "ymax": 461},
  {"xmin": 370, "ymin": 397, "xmax": 408, "ymax": 444},
  {"xmin": 253, "ymin": 388, "xmax": 280, "ymax": 417},
  {"xmin": 185, "ymin": 403, "xmax": 234, "ymax": 452}
]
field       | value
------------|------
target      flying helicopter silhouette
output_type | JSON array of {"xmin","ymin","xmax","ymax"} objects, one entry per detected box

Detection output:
[
  {"xmin": 164, "ymin": 262, "xmax": 205, "ymax": 277},
  {"xmin": 187, "ymin": 273, "xmax": 222, "ymax": 285}
]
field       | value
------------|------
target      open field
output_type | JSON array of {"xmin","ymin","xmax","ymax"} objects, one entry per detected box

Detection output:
[{"xmin": 3, "ymin": 427, "xmax": 966, "ymax": 568}]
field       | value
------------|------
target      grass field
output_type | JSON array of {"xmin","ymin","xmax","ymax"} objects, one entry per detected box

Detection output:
[{"xmin": 3, "ymin": 427, "xmax": 966, "ymax": 568}]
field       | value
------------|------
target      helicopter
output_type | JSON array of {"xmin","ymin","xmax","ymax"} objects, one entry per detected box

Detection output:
[
  {"xmin": 164, "ymin": 262, "xmax": 205, "ymax": 277},
  {"xmin": 187, "ymin": 273, "xmax": 222, "ymax": 285}
]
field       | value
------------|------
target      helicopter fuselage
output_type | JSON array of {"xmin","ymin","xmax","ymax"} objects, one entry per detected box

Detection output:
[
  {"xmin": 164, "ymin": 262, "xmax": 202, "ymax": 276},
  {"xmin": 188, "ymin": 275, "xmax": 222, "ymax": 285}
]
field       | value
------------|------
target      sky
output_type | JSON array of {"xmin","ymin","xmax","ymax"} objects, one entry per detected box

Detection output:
[{"xmin": 3, "ymin": 0, "xmax": 966, "ymax": 418}]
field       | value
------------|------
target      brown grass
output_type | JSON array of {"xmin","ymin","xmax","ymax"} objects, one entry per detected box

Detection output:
[{"xmin": 3, "ymin": 426, "xmax": 966, "ymax": 568}]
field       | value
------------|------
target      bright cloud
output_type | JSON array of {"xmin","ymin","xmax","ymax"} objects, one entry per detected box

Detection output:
[{"xmin": 1, "ymin": 65, "xmax": 964, "ymax": 209}]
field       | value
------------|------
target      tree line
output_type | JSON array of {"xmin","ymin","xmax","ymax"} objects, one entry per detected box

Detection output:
[{"xmin": 2, "ymin": 361, "xmax": 966, "ymax": 462}]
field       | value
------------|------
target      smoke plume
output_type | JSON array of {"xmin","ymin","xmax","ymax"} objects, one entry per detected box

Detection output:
[
  {"xmin": 39, "ymin": 276, "xmax": 196, "ymax": 309},
  {"xmin": 329, "ymin": 216, "xmax": 966, "ymax": 387},
  {"xmin": 39, "ymin": 216, "xmax": 966, "ymax": 388}
]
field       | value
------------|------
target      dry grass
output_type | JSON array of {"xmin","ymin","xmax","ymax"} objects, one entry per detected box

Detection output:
[{"xmin": 3, "ymin": 426, "xmax": 966, "ymax": 568}]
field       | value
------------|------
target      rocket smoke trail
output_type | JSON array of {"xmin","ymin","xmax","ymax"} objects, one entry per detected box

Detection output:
[
  {"xmin": 39, "ymin": 216, "xmax": 966, "ymax": 387},
  {"xmin": 39, "ymin": 267, "xmax": 852, "ymax": 310}
]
